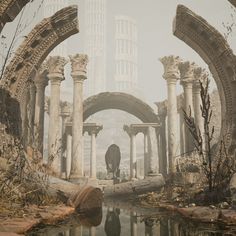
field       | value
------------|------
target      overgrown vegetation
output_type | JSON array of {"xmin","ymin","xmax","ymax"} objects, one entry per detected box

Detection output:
[{"xmin": 183, "ymin": 77, "xmax": 236, "ymax": 202}]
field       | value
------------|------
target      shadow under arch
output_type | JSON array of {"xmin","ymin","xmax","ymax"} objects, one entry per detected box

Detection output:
[
  {"xmin": 83, "ymin": 92, "xmax": 159, "ymax": 123},
  {"xmin": 173, "ymin": 4, "xmax": 236, "ymax": 153}
]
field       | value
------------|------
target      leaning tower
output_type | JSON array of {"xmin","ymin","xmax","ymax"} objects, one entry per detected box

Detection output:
[
  {"xmin": 43, "ymin": 0, "xmax": 69, "ymax": 57},
  {"xmin": 84, "ymin": 0, "xmax": 107, "ymax": 97},
  {"xmin": 114, "ymin": 15, "xmax": 138, "ymax": 96}
]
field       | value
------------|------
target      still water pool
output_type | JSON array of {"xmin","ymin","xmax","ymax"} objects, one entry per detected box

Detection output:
[{"xmin": 27, "ymin": 202, "xmax": 236, "ymax": 236}]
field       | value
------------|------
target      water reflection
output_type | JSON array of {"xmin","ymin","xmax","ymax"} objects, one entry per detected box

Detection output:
[{"xmin": 28, "ymin": 205, "xmax": 236, "ymax": 236}]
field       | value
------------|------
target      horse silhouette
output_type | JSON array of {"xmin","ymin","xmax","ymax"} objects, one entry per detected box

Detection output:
[{"xmin": 105, "ymin": 144, "xmax": 121, "ymax": 179}]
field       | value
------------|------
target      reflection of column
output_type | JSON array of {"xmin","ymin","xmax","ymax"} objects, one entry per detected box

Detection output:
[
  {"xmin": 156, "ymin": 101, "xmax": 167, "ymax": 176},
  {"xmin": 179, "ymin": 61, "xmax": 195, "ymax": 154},
  {"xmin": 70, "ymin": 54, "xmax": 88, "ymax": 179},
  {"xmin": 34, "ymin": 63, "xmax": 48, "ymax": 155},
  {"xmin": 160, "ymin": 56, "xmax": 181, "ymax": 173},
  {"xmin": 89, "ymin": 227, "xmax": 96, "ymax": 236},
  {"xmin": 70, "ymin": 226, "xmax": 83, "ymax": 236},
  {"xmin": 193, "ymin": 67, "xmax": 206, "ymax": 137},
  {"xmin": 130, "ymin": 212, "xmax": 138, "ymax": 236},
  {"xmin": 60, "ymin": 102, "xmax": 71, "ymax": 178},
  {"xmin": 177, "ymin": 94, "xmax": 185, "ymax": 156},
  {"xmin": 47, "ymin": 56, "xmax": 67, "ymax": 175}
]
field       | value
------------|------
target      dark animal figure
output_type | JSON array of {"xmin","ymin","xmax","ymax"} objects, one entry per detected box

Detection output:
[
  {"xmin": 104, "ymin": 208, "xmax": 121, "ymax": 236},
  {"xmin": 105, "ymin": 144, "xmax": 121, "ymax": 179}
]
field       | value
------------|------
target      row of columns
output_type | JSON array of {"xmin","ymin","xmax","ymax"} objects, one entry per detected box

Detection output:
[
  {"xmin": 22, "ymin": 54, "xmax": 92, "ymax": 180},
  {"xmin": 124, "ymin": 123, "xmax": 160, "ymax": 179},
  {"xmin": 158, "ymin": 55, "xmax": 207, "ymax": 173}
]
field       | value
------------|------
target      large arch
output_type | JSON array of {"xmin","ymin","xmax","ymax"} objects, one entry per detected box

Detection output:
[
  {"xmin": 173, "ymin": 4, "xmax": 236, "ymax": 153},
  {"xmin": 0, "ymin": 5, "xmax": 79, "ymax": 102},
  {"xmin": 0, "ymin": 0, "xmax": 30, "ymax": 33},
  {"xmin": 83, "ymin": 92, "xmax": 159, "ymax": 123}
]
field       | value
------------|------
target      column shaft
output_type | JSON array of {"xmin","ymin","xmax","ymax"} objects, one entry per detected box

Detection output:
[
  {"xmin": 34, "ymin": 83, "xmax": 47, "ymax": 154},
  {"xmin": 130, "ymin": 134, "xmax": 136, "ymax": 179},
  {"xmin": 66, "ymin": 133, "xmax": 72, "ymax": 179},
  {"xmin": 48, "ymin": 80, "xmax": 61, "ymax": 174},
  {"xmin": 167, "ymin": 79, "xmax": 178, "ymax": 173},
  {"xmin": 159, "ymin": 116, "xmax": 167, "ymax": 176},
  {"xmin": 144, "ymin": 132, "xmax": 148, "ymax": 176},
  {"xmin": 90, "ymin": 132, "xmax": 96, "ymax": 178},
  {"xmin": 71, "ymin": 80, "xmax": 84, "ymax": 178}
]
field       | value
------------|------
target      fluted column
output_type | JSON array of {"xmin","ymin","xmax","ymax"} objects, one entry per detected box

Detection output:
[
  {"xmin": 47, "ymin": 56, "xmax": 67, "ymax": 175},
  {"xmin": 34, "ymin": 63, "xmax": 48, "ymax": 155},
  {"xmin": 70, "ymin": 54, "xmax": 88, "ymax": 179},
  {"xmin": 193, "ymin": 67, "xmax": 206, "ymax": 137},
  {"xmin": 60, "ymin": 102, "xmax": 71, "ymax": 178},
  {"xmin": 159, "ymin": 56, "xmax": 181, "ymax": 173},
  {"xmin": 179, "ymin": 61, "xmax": 195, "ymax": 154},
  {"xmin": 156, "ymin": 101, "xmax": 167, "ymax": 176}
]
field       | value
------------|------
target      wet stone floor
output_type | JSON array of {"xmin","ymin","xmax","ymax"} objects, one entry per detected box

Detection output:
[{"xmin": 27, "ymin": 204, "xmax": 236, "ymax": 236}]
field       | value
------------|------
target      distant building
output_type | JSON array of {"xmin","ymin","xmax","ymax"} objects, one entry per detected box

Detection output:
[
  {"xmin": 84, "ymin": 0, "xmax": 107, "ymax": 97},
  {"xmin": 43, "ymin": 0, "xmax": 69, "ymax": 57},
  {"xmin": 114, "ymin": 15, "xmax": 139, "ymax": 96}
]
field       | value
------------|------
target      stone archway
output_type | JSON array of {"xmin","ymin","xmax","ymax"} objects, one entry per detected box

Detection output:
[
  {"xmin": 173, "ymin": 4, "xmax": 236, "ymax": 153},
  {"xmin": 83, "ymin": 92, "xmax": 159, "ymax": 123},
  {"xmin": 0, "ymin": 0, "xmax": 30, "ymax": 33},
  {"xmin": 0, "ymin": 6, "xmax": 78, "ymax": 139},
  {"xmin": 1, "ymin": 5, "xmax": 78, "ymax": 101}
]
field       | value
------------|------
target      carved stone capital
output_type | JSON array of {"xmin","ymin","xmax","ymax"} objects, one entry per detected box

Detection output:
[
  {"xmin": 193, "ymin": 67, "xmax": 208, "ymax": 89},
  {"xmin": 34, "ymin": 62, "xmax": 49, "ymax": 89},
  {"xmin": 47, "ymin": 56, "xmax": 68, "ymax": 82},
  {"xmin": 159, "ymin": 55, "xmax": 181, "ymax": 81},
  {"xmin": 179, "ymin": 61, "xmax": 196, "ymax": 85},
  {"xmin": 70, "ymin": 54, "xmax": 89, "ymax": 81}
]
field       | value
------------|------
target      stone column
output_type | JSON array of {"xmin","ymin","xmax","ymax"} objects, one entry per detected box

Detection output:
[
  {"xmin": 34, "ymin": 63, "xmax": 48, "ymax": 155},
  {"xmin": 159, "ymin": 56, "xmax": 181, "ymax": 173},
  {"xmin": 87, "ymin": 125, "xmax": 102, "ymax": 179},
  {"xmin": 65, "ymin": 127, "xmax": 72, "ymax": 179},
  {"xmin": 47, "ymin": 56, "xmax": 67, "ymax": 175},
  {"xmin": 179, "ymin": 61, "xmax": 195, "ymax": 154},
  {"xmin": 70, "ymin": 54, "xmax": 88, "ymax": 179},
  {"xmin": 124, "ymin": 125, "xmax": 137, "ymax": 179},
  {"xmin": 177, "ymin": 94, "xmax": 185, "ymax": 156},
  {"xmin": 130, "ymin": 212, "xmax": 138, "ymax": 236},
  {"xmin": 60, "ymin": 102, "xmax": 71, "ymax": 178},
  {"xmin": 144, "ymin": 131, "xmax": 148, "ymax": 176},
  {"xmin": 156, "ymin": 101, "xmax": 167, "ymax": 176},
  {"xmin": 193, "ymin": 67, "xmax": 206, "ymax": 137}
]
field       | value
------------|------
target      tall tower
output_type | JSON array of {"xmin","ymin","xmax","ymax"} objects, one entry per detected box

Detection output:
[
  {"xmin": 43, "ymin": 0, "xmax": 69, "ymax": 57},
  {"xmin": 114, "ymin": 15, "xmax": 138, "ymax": 96},
  {"xmin": 84, "ymin": 0, "xmax": 107, "ymax": 97}
]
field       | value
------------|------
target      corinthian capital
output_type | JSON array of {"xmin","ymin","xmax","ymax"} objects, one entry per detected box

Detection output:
[
  {"xmin": 159, "ymin": 55, "xmax": 181, "ymax": 81},
  {"xmin": 179, "ymin": 61, "xmax": 195, "ymax": 84},
  {"xmin": 34, "ymin": 62, "xmax": 49, "ymax": 88},
  {"xmin": 70, "ymin": 54, "xmax": 89, "ymax": 79},
  {"xmin": 47, "ymin": 56, "xmax": 68, "ymax": 78}
]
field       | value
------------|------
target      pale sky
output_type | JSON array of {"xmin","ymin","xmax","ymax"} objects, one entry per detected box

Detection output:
[{"xmin": 1, "ymin": 0, "xmax": 235, "ymax": 106}]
